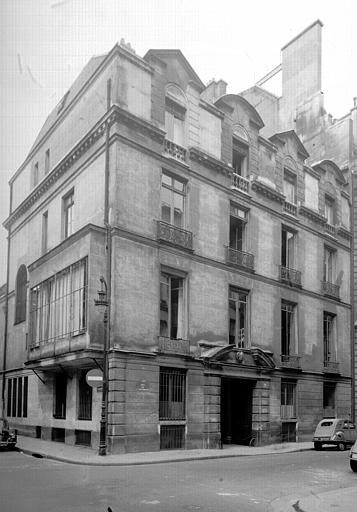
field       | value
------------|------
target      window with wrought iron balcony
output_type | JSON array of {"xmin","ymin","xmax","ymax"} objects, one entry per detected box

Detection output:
[
  {"xmin": 283, "ymin": 169, "xmax": 297, "ymax": 216},
  {"xmin": 163, "ymin": 85, "xmax": 187, "ymax": 163},
  {"xmin": 231, "ymin": 131, "xmax": 250, "ymax": 194},
  {"xmin": 321, "ymin": 246, "xmax": 340, "ymax": 299},
  {"xmin": 280, "ymin": 301, "xmax": 301, "ymax": 369},
  {"xmin": 323, "ymin": 312, "xmax": 339, "ymax": 373},
  {"xmin": 324, "ymin": 194, "xmax": 336, "ymax": 235},
  {"xmin": 226, "ymin": 203, "xmax": 254, "ymax": 272},
  {"xmin": 280, "ymin": 227, "xmax": 301, "ymax": 287},
  {"xmin": 157, "ymin": 172, "xmax": 193, "ymax": 251}
]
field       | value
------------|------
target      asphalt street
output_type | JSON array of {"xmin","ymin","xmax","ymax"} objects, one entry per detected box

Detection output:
[{"xmin": 0, "ymin": 448, "xmax": 355, "ymax": 511}]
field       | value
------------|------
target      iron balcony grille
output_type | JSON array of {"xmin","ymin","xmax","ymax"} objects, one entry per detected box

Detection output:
[
  {"xmin": 157, "ymin": 220, "xmax": 193, "ymax": 251},
  {"xmin": 283, "ymin": 200, "xmax": 297, "ymax": 216},
  {"xmin": 231, "ymin": 173, "xmax": 249, "ymax": 193},
  {"xmin": 321, "ymin": 281, "xmax": 340, "ymax": 299},
  {"xmin": 226, "ymin": 246, "xmax": 254, "ymax": 271},
  {"xmin": 163, "ymin": 139, "xmax": 186, "ymax": 162},
  {"xmin": 159, "ymin": 368, "xmax": 186, "ymax": 421},
  {"xmin": 280, "ymin": 354, "xmax": 301, "ymax": 369},
  {"xmin": 160, "ymin": 425, "xmax": 185, "ymax": 450},
  {"xmin": 158, "ymin": 336, "xmax": 190, "ymax": 355},
  {"xmin": 323, "ymin": 360, "xmax": 340, "ymax": 373},
  {"xmin": 280, "ymin": 266, "xmax": 302, "ymax": 287}
]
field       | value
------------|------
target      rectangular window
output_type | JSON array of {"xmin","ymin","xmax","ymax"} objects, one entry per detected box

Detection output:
[
  {"xmin": 30, "ymin": 258, "xmax": 87, "ymax": 345},
  {"xmin": 159, "ymin": 367, "xmax": 186, "ymax": 420},
  {"xmin": 54, "ymin": 374, "xmax": 67, "ymax": 419},
  {"xmin": 45, "ymin": 149, "xmax": 50, "ymax": 174},
  {"xmin": 63, "ymin": 190, "xmax": 74, "ymax": 239},
  {"xmin": 305, "ymin": 172, "xmax": 319, "ymax": 210},
  {"xmin": 323, "ymin": 247, "xmax": 336, "ymax": 283},
  {"xmin": 229, "ymin": 288, "xmax": 248, "ymax": 347},
  {"xmin": 325, "ymin": 195, "xmax": 335, "ymax": 225},
  {"xmin": 78, "ymin": 371, "xmax": 92, "ymax": 420},
  {"xmin": 283, "ymin": 170, "xmax": 297, "ymax": 204},
  {"xmin": 281, "ymin": 380, "xmax": 296, "ymax": 419},
  {"xmin": 161, "ymin": 173, "xmax": 185, "ymax": 228},
  {"xmin": 160, "ymin": 273, "xmax": 185, "ymax": 340},
  {"xmin": 281, "ymin": 301, "xmax": 297, "ymax": 356},
  {"xmin": 229, "ymin": 205, "xmax": 247, "ymax": 251},
  {"xmin": 33, "ymin": 162, "xmax": 39, "ymax": 187},
  {"xmin": 165, "ymin": 101, "xmax": 185, "ymax": 146},
  {"xmin": 281, "ymin": 228, "xmax": 296, "ymax": 268},
  {"xmin": 323, "ymin": 383, "xmax": 336, "ymax": 416},
  {"xmin": 232, "ymin": 138, "xmax": 248, "ymax": 177},
  {"xmin": 7, "ymin": 376, "xmax": 28, "ymax": 418},
  {"xmin": 323, "ymin": 312, "xmax": 336, "ymax": 362},
  {"xmin": 42, "ymin": 211, "xmax": 48, "ymax": 254}
]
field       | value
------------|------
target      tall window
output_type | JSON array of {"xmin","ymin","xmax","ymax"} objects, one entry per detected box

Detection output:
[
  {"xmin": 54, "ymin": 374, "xmax": 67, "ymax": 419},
  {"xmin": 160, "ymin": 273, "xmax": 185, "ymax": 340},
  {"xmin": 30, "ymin": 258, "xmax": 87, "ymax": 345},
  {"xmin": 63, "ymin": 189, "xmax": 74, "ymax": 239},
  {"xmin": 281, "ymin": 301, "xmax": 297, "ymax": 356},
  {"xmin": 45, "ymin": 149, "xmax": 50, "ymax": 174},
  {"xmin": 325, "ymin": 195, "xmax": 335, "ymax": 225},
  {"xmin": 323, "ymin": 382, "xmax": 336, "ymax": 415},
  {"xmin": 33, "ymin": 162, "xmax": 39, "ymax": 187},
  {"xmin": 281, "ymin": 228, "xmax": 296, "ymax": 269},
  {"xmin": 7, "ymin": 376, "xmax": 28, "ymax": 418},
  {"xmin": 161, "ymin": 173, "xmax": 185, "ymax": 228},
  {"xmin": 165, "ymin": 85, "xmax": 186, "ymax": 147},
  {"xmin": 42, "ymin": 211, "xmax": 48, "ymax": 254},
  {"xmin": 283, "ymin": 170, "xmax": 297, "ymax": 204},
  {"xmin": 232, "ymin": 138, "xmax": 248, "ymax": 177},
  {"xmin": 229, "ymin": 205, "xmax": 247, "ymax": 251},
  {"xmin": 159, "ymin": 367, "xmax": 186, "ymax": 420},
  {"xmin": 15, "ymin": 265, "xmax": 27, "ymax": 324},
  {"xmin": 281, "ymin": 380, "xmax": 297, "ymax": 419},
  {"xmin": 323, "ymin": 246, "xmax": 336, "ymax": 283},
  {"xmin": 78, "ymin": 371, "xmax": 92, "ymax": 421},
  {"xmin": 323, "ymin": 312, "xmax": 336, "ymax": 362},
  {"xmin": 229, "ymin": 288, "xmax": 248, "ymax": 347}
]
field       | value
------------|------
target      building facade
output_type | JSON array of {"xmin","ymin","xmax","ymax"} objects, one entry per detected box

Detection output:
[{"xmin": 0, "ymin": 35, "xmax": 352, "ymax": 453}]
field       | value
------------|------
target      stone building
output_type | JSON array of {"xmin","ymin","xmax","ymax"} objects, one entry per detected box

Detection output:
[{"xmin": 0, "ymin": 34, "xmax": 352, "ymax": 453}]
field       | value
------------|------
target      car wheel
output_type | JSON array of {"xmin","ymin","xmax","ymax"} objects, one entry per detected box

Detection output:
[
  {"xmin": 350, "ymin": 460, "xmax": 357, "ymax": 473},
  {"xmin": 314, "ymin": 442, "xmax": 322, "ymax": 450},
  {"xmin": 337, "ymin": 442, "xmax": 346, "ymax": 451}
]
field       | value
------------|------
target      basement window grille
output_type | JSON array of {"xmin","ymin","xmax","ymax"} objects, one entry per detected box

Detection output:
[{"xmin": 160, "ymin": 425, "xmax": 185, "ymax": 450}]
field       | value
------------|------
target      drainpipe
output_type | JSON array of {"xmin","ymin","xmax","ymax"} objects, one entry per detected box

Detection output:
[{"xmin": 1, "ymin": 183, "xmax": 13, "ymax": 419}]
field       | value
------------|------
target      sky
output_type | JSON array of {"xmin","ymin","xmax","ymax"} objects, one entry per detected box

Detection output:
[{"xmin": 0, "ymin": 0, "xmax": 356, "ymax": 283}]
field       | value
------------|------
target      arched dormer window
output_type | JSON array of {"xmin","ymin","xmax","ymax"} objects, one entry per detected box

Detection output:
[
  {"xmin": 232, "ymin": 125, "xmax": 249, "ymax": 178},
  {"xmin": 165, "ymin": 84, "xmax": 187, "ymax": 149},
  {"xmin": 15, "ymin": 265, "xmax": 27, "ymax": 324}
]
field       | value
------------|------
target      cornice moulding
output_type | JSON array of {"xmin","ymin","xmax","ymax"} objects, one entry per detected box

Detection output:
[
  {"xmin": 251, "ymin": 179, "xmax": 285, "ymax": 203},
  {"xmin": 189, "ymin": 147, "xmax": 231, "ymax": 175},
  {"xmin": 299, "ymin": 205, "xmax": 326, "ymax": 225}
]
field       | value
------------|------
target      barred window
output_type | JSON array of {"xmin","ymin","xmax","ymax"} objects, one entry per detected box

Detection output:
[
  {"xmin": 159, "ymin": 368, "xmax": 186, "ymax": 420},
  {"xmin": 281, "ymin": 380, "xmax": 296, "ymax": 419},
  {"xmin": 78, "ymin": 371, "xmax": 92, "ymax": 421},
  {"xmin": 7, "ymin": 376, "xmax": 28, "ymax": 418},
  {"xmin": 30, "ymin": 258, "xmax": 87, "ymax": 345}
]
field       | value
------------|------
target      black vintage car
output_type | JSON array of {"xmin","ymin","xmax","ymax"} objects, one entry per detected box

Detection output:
[{"xmin": 0, "ymin": 419, "xmax": 17, "ymax": 450}]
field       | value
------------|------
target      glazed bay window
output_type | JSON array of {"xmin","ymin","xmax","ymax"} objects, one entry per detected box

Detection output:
[
  {"xmin": 281, "ymin": 380, "xmax": 297, "ymax": 419},
  {"xmin": 229, "ymin": 288, "xmax": 248, "ymax": 348},
  {"xmin": 283, "ymin": 169, "xmax": 297, "ymax": 215},
  {"xmin": 281, "ymin": 227, "xmax": 301, "ymax": 286},
  {"xmin": 30, "ymin": 258, "xmax": 87, "ymax": 345},
  {"xmin": 323, "ymin": 312, "xmax": 338, "ymax": 371},
  {"xmin": 160, "ymin": 272, "xmax": 186, "ymax": 340},
  {"xmin": 281, "ymin": 301, "xmax": 298, "ymax": 364}
]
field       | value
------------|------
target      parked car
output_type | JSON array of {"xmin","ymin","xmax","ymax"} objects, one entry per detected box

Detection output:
[
  {"xmin": 0, "ymin": 419, "xmax": 17, "ymax": 450},
  {"xmin": 349, "ymin": 440, "xmax": 357, "ymax": 472},
  {"xmin": 313, "ymin": 418, "xmax": 356, "ymax": 451}
]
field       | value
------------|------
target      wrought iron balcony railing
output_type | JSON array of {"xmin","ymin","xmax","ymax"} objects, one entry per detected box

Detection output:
[
  {"xmin": 231, "ymin": 173, "xmax": 249, "ymax": 193},
  {"xmin": 157, "ymin": 336, "xmax": 190, "ymax": 355},
  {"xmin": 157, "ymin": 221, "xmax": 193, "ymax": 251},
  {"xmin": 321, "ymin": 280, "xmax": 340, "ymax": 299},
  {"xmin": 226, "ymin": 246, "xmax": 254, "ymax": 271},
  {"xmin": 280, "ymin": 266, "xmax": 302, "ymax": 287},
  {"xmin": 323, "ymin": 360, "xmax": 340, "ymax": 373},
  {"xmin": 163, "ymin": 139, "xmax": 186, "ymax": 162},
  {"xmin": 280, "ymin": 354, "xmax": 301, "ymax": 369},
  {"xmin": 283, "ymin": 200, "xmax": 297, "ymax": 216}
]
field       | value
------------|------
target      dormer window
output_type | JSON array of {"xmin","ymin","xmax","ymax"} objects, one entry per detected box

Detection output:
[
  {"xmin": 232, "ymin": 125, "xmax": 249, "ymax": 178},
  {"xmin": 283, "ymin": 169, "xmax": 297, "ymax": 204},
  {"xmin": 165, "ymin": 85, "xmax": 186, "ymax": 147},
  {"xmin": 325, "ymin": 195, "xmax": 335, "ymax": 226}
]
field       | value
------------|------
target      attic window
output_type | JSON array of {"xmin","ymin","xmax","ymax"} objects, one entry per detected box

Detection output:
[{"xmin": 57, "ymin": 91, "xmax": 70, "ymax": 114}]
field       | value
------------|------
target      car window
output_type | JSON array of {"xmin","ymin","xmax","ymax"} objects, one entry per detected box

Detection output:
[{"xmin": 321, "ymin": 421, "xmax": 333, "ymax": 427}]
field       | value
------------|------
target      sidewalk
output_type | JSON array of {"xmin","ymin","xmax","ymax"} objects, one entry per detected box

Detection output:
[
  {"xmin": 272, "ymin": 487, "xmax": 357, "ymax": 512},
  {"xmin": 16, "ymin": 435, "xmax": 313, "ymax": 466}
]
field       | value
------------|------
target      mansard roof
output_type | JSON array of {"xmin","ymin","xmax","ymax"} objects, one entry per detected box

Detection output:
[
  {"xmin": 269, "ymin": 130, "xmax": 309, "ymax": 159},
  {"xmin": 214, "ymin": 94, "xmax": 264, "ymax": 129}
]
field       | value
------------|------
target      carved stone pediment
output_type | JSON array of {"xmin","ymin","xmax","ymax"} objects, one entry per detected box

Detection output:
[{"xmin": 197, "ymin": 343, "xmax": 275, "ymax": 371}]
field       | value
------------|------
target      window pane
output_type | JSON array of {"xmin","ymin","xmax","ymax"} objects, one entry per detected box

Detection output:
[
  {"xmin": 160, "ymin": 275, "xmax": 169, "ymax": 337},
  {"xmin": 162, "ymin": 173, "xmax": 172, "ymax": 187},
  {"xmin": 173, "ymin": 193, "xmax": 183, "ymax": 228}
]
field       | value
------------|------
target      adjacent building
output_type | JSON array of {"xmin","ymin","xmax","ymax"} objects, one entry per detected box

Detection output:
[{"xmin": 0, "ymin": 30, "xmax": 353, "ymax": 453}]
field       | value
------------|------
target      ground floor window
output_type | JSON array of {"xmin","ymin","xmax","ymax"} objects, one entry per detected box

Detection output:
[
  {"xmin": 159, "ymin": 367, "xmax": 186, "ymax": 449},
  {"xmin": 75, "ymin": 430, "xmax": 91, "ymax": 446},
  {"xmin": 281, "ymin": 422, "xmax": 296, "ymax": 443},
  {"xmin": 281, "ymin": 380, "xmax": 296, "ymax": 419},
  {"xmin": 323, "ymin": 382, "xmax": 336, "ymax": 416},
  {"xmin": 54, "ymin": 374, "xmax": 67, "ymax": 419},
  {"xmin": 7, "ymin": 376, "xmax": 28, "ymax": 418},
  {"xmin": 78, "ymin": 371, "xmax": 92, "ymax": 420}
]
